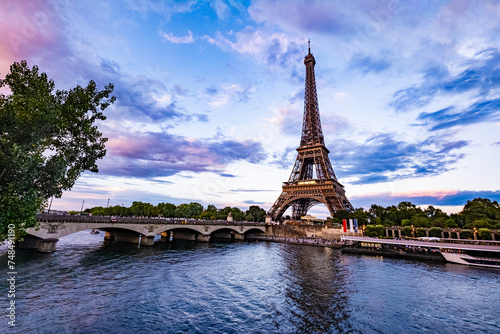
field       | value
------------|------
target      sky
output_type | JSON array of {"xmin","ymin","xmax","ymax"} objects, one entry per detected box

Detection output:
[{"xmin": 1, "ymin": 0, "xmax": 500, "ymax": 218}]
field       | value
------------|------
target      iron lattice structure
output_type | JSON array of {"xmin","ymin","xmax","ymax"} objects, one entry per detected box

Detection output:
[{"xmin": 268, "ymin": 46, "xmax": 354, "ymax": 221}]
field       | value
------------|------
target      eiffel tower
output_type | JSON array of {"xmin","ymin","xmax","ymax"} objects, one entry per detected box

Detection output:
[{"xmin": 268, "ymin": 43, "xmax": 354, "ymax": 221}]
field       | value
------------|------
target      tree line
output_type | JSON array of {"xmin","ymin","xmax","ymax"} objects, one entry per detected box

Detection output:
[
  {"xmin": 77, "ymin": 202, "xmax": 268, "ymax": 222},
  {"xmin": 77, "ymin": 197, "xmax": 500, "ymax": 230},
  {"xmin": 331, "ymin": 197, "xmax": 500, "ymax": 230}
]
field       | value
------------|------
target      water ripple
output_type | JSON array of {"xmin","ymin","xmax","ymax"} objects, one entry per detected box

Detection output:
[{"xmin": 1, "ymin": 231, "xmax": 499, "ymax": 333}]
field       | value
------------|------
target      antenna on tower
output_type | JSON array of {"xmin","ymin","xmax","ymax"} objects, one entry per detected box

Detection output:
[{"xmin": 308, "ymin": 39, "xmax": 311, "ymax": 54}]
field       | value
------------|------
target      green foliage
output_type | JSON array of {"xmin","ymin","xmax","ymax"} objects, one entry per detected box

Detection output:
[
  {"xmin": 401, "ymin": 219, "xmax": 412, "ymax": 227},
  {"xmin": 353, "ymin": 208, "xmax": 369, "ymax": 226},
  {"xmin": 331, "ymin": 210, "xmax": 349, "ymax": 225},
  {"xmin": 412, "ymin": 214, "xmax": 431, "ymax": 228},
  {"xmin": 365, "ymin": 224, "xmax": 385, "ymax": 237},
  {"xmin": 0, "ymin": 61, "xmax": 114, "ymax": 240},
  {"xmin": 245, "ymin": 205, "xmax": 266, "ymax": 222},
  {"xmin": 416, "ymin": 227, "xmax": 426, "ymax": 237},
  {"xmin": 429, "ymin": 227, "xmax": 442, "ymax": 238},
  {"xmin": 349, "ymin": 198, "xmax": 500, "ymax": 231},
  {"xmin": 460, "ymin": 230, "xmax": 473, "ymax": 239},
  {"xmin": 478, "ymin": 228, "xmax": 492, "ymax": 240},
  {"xmin": 382, "ymin": 220, "xmax": 393, "ymax": 227},
  {"xmin": 460, "ymin": 198, "xmax": 500, "ymax": 229},
  {"xmin": 401, "ymin": 226, "xmax": 413, "ymax": 237},
  {"xmin": 84, "ymin": 201, "xmax": 267, "ymax": 223},
  {"xmin": 445, "ymin": 219, "xmax": 458, "ymax": 228},
  {"xmin": 464, "ymin": 219, "xmax": 490, "ymax": 229}
]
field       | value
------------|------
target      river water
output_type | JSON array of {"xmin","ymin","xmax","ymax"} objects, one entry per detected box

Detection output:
[{"xmin": 1, "ymin": 231, "xmax": 499, "ymax": 333}]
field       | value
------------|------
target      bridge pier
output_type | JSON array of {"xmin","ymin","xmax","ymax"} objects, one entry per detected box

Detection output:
[
  {"xmin": 17, "ymin": 236, "xmax": 58, "ymax": 253},
  {"xmin": 140, "ymin": 236, "xmax": 155, "ymax": 246},
  {"xmin": 104, "ymin": 231, "xmax": 115, "ymax": 241},
  {"xmin": 172, "ymin": 231, "xmax": 197, "ymax": 241},
  {"xmin": 197, "ymin": 234, "xmax": 210, "ymax": 242},
  {"xmin": 160, "ymin": 231, "xmax": 171, "ymax": 242}
]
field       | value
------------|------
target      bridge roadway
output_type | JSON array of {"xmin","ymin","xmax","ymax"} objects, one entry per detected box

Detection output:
[{"xmin": 21, "ymin": 214, "xmax": 267, "ymax": 252}]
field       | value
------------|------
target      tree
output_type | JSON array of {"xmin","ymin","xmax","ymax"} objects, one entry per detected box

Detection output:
[
  {"xmin": 368, "ymin": 204, "xmax": 385, "ymax": 222},
  {"xmin": 401, "ymin": 226, "xmax": 413, "ymax": 237},
  {"xmin": 429, "ymin": 227, "xmax": 442, "ymax": 238},
  {"xmin": 416, "ymin": 227, "xmax": 426, "ymax": 237},
  {"xmin": 0, "ymin": 61, "xmax": 115, "ymax": 239},
  {"xmin": 365, "ymin": 224, "xmax": 385, "ymax": 238},
  {"xmin": 245, "ymin": 205, "xmax": 266, "ymax": 222},
  {"xmin": 401, "ymin": 219, "xmax": 412, "ymax": 227},
  {"xmin": 444, "ymin": 219, "xmax": 458, "ymax": 229},
  {"xmin": 460, "ymin": 198, "xmax": 500, "ymax": 228},
  {"xmin": 186, "ymin": 202, "xmax": 203, "ymax": 218},
  {"xmin": 478, "ymin": 228, "xmax": 492, "ymax": 240},
  {"xmin": 158, "ymin": 202, "xmax": 176, "ymax": 218},
  {"xmin": 353, "ymin": 208, "xmax": 369, "ymax": 227}
]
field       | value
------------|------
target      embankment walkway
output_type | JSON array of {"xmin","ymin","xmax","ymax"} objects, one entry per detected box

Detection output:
[{"xmin": 247, "ymin": 235, "xmax": 341, "ymax": 249}]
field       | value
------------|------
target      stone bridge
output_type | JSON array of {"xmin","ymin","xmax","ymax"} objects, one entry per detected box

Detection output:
[{"xmin": 21, "ymin": 214, "xmax": 267, "ymax": 252}]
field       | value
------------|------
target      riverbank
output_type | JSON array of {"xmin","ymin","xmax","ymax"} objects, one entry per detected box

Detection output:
[
  {"xmin": 341, "ymin": 236, "xmax": 500, "ymax": 263},
  {"xmin": 247, "ymin": 235, "xmax": 342, "ymax": 249}
]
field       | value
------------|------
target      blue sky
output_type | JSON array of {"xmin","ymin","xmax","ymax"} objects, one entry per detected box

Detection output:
[{"xmin": 1, "ymin": 0, "xmax": 499, "ymax": 217}]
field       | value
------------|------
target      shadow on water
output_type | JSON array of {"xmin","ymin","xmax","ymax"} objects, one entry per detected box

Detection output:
[
  {"xmin": 277, "ymin": 244, "xmax": 357, "ymax": 333},
  {"xmin": 2, "ymin": 232, "xmax": 499, "ymax": 334}
]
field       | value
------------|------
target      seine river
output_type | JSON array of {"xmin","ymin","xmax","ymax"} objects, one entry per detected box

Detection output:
[{"xmin": 2, "ymin": 231, "xmax": 499, "ymax": 333}]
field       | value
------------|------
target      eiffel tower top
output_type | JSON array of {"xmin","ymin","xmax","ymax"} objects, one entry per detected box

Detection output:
[{"xmin": 300, "ymin": 40, "xmax": 325, "ymax": 148}]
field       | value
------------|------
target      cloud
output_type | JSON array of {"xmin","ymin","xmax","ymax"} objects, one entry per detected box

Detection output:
[
  {"xmin": 210, "ymin": 0, "xmax": 230, "ymax": 20},
  {"xmin": 264, "ymin": 104, "xmax": 302, "ymax": 137},
  {"xmin": 243, "ymin": 200, "xmax": 266, "ymax": 205},
  {"xmin": 248, "ymin": 0, "xmax": 410, "ymax": 37},
  {"xmin": 204, "ymin": 27, "xmax": 304, "ymax": 71},
  {"xmin": 416, "ymin": 99, "xmax": 500, "ymax": 131},
  {"xmin": 160, "ymin": 30, "xmax": 194, "ymax": 44},
  {"xmin": 99, "ymin": 130, "xmax": 267, "ymax": 178},
  {"xmin": 248, "ymin": 0, "xmax": 347, "ymax": 33},
  {"xmin": 124, "ymin": 0, "xmax": 197, "ymax": 20},
  {"xmin": 349, "ymin": 54, "xmax": 391, "ymax": 74},
  {"xmin": 172, "ymin": 84, "xmax": 188, "ymax": 96},
  {"xmin": 209, "ymin": 140, "xmax": 267, "ymax": 164},
  {"xmin": 219, "ymin": 173, "xmax": 236, "ymax": 178},
  {"xmin": 270, "ymin": 146, "xmax": 296, "ymax": 169},
  {"xmin": 390, "ymin": 48, "xmax": 500, "ymax": 111},
  {"xmin": 0, "ymin": 1, "xmax": 66, "ymax": 74},
  {"xmin": 330, "ymin": 133, "xmax": 469, "ymax": 184},
  {"xmin": 264, "ymin": 101, "xmax": 351, "ymax": 141},
  {"xmin": 230, "ymin": 189, "xmax": 274, "ymax": 192},
  {"xmin": 207, "ymin": 83, "xmax": 255, "ymax": 107}
]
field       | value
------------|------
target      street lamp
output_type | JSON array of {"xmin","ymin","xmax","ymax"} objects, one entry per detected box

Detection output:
[
  {"xmin": 80, "ymin": 200, "xmax": 85, "ymax": 214},
  {"xmin": 48, "ymin": 196, "xmax": 53, "ymax": 214}
]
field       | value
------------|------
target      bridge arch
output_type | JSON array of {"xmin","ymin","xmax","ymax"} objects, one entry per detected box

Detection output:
[
  {"xmin": 26, "ymin": 215, "xmax": 267, "ymax": 251},
  {"xmin": 26, "ymin": 222, "xmax": 152, "ymax": 239}
]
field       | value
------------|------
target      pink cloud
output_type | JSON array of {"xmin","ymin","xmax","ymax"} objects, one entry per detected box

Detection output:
[{"xmin": 0, "ymin": 1, "xmax": 65, "ymax": 74}]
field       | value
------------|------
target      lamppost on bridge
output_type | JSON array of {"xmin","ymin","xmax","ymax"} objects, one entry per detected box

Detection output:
[
  {"xmin": 80, "ymin": 200, "xmax": 85, "ymax": 214},
  {"xmin": 48, "ymin": 196, "xmax": 53, "ymax": 214}
]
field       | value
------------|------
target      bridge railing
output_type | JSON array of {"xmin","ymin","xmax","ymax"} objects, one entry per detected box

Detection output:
[{"xmin": 35, "ymin": 214, "xmax": 266, "ymax": 226}]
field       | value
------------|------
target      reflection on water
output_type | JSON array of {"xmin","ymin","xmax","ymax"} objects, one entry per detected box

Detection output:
[
  {"xmin": 1, "ymin": 231, "xmax": 499, "ymax": 333},
  {"xmin": 280, "ymin": 245, "xmax": 353, "ymax": 333}
]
